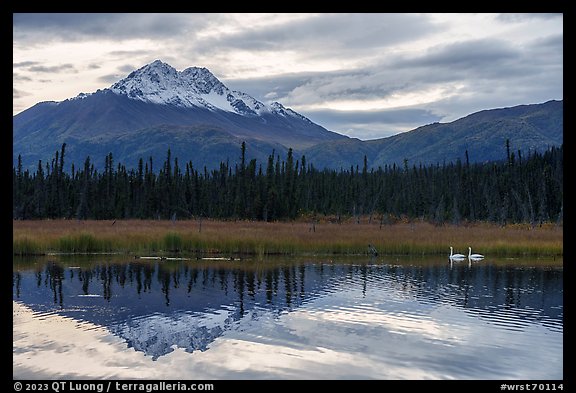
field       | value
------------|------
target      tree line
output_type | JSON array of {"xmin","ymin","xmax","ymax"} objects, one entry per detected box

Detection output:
[{"xmin": 13, "ymin": 141, "xmax": 563, "ymax": 226}]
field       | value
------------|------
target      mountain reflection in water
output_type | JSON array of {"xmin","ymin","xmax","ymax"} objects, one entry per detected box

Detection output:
[{"xmin": 13, "ymin": 257, "xmax": 563, "ymax": 361}]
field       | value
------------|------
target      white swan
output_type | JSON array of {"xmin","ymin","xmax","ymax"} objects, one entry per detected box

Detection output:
[
  {"xmin": 449, "ymin": 246, "xmax": 466, "ymax": 261},
  {"xmin": 468, "ymin": 247, "xmax": 485, "ymax": 261}
]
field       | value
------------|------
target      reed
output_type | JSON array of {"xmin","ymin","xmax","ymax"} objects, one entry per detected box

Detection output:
[
  {"xmin": 57, "ymin": 233, "xmax": 114, "ymax": 253},
  {"xmin": 13, "ymin": 237, "xmax": 43, "ymax": 256},
  {"xmin": 12, "ymin": 219, "xmax": 563, "ymax": 257},
  {"xmin": 163, "ymin": 232, "xmax": 183, "ymax": 252}
]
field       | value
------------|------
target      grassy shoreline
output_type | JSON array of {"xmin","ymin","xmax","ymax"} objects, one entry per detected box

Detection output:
[{"xmin": 13, "ymin": 219, "xmax": 563, "ymax": 257}]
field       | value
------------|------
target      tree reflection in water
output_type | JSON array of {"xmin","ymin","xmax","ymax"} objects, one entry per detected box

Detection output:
[{"xmin": 13, "ymin": 256, "xmax": 563, "ymax": 359}]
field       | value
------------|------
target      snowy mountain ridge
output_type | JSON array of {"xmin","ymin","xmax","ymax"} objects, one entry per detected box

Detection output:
[
  {"xmin": 13, "ymin": 59, "xmax": 348, "ymax": 172},
  {"xmin": 72, "ymin": 59, "xmax": 294, "ymax": 118}
]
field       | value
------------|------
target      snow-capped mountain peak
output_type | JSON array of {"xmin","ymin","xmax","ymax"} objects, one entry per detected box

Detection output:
[
  {"xmin": 14, "ymin": 60, "xmax": 349, "ymax": 174},
  {"xmin": 180, "ymin": 66, "xmax": 226, "ymax": 95},
  {"xmin": 108, "ymin": 60, "xmax": 272, "ymax": 116}
]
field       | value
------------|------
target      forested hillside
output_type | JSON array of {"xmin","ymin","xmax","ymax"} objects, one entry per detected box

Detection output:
[
  {"xmin": 303, "ymin": 100, "xmax": 563, "ymax": 170},
  {"xmin": 13, "ymin": 141, "xmax": 563, "ymax": 226}
]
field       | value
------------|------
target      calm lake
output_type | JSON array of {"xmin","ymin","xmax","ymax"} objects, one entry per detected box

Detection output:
[{"xmin": 13, "ymin": 255, "xmax": 563, "ymax": 380}]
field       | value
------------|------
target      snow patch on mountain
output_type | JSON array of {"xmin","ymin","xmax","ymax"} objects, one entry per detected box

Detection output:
[
  {"xmin": 270, "ymin": 101, "xmax": 314, "ymax": 123},
  {"xmin": 106, "ymin": 59, "xmax": 283, "ymax": 118}
]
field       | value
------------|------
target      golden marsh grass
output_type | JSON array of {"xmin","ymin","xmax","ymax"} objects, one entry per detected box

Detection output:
[{"xmin": 13, "ymin": 218, "xmax": 563, "ymax": 257}]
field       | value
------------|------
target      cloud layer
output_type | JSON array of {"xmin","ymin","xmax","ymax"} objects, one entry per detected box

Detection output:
[{"xmin": 13, "ymin": 13, "xmax": 563, "ymax": 139}]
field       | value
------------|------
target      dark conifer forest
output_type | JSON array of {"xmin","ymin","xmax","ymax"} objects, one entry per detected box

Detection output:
[{"xmin": 13, "ymin": 141, "xmax": 563, "ymax": 226}]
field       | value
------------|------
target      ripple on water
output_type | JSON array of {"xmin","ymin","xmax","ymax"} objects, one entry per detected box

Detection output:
[{"xmin": 13, "ymin": 258, "xmax": 563, "ymax": 379}]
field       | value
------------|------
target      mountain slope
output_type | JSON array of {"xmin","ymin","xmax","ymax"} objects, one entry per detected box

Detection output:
[
  {"xmin": 303, "ymin": 100, "xmax": 563, "ymax": 170},
  {"xmin": 68, "ymin": 124, "xmax": 289, "ymax": 172},
  {"xmin": 13, "ymin": 60, "xmax": 562, "ymax": 172},
  {"xmin": 13, "ymin": 60, "xmax": 345, "ymax": 171}
]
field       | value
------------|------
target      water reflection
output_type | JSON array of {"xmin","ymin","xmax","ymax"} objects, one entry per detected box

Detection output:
[{"xmin": 13, "ymin": 256, "xmax": 562, "ymax": 363}]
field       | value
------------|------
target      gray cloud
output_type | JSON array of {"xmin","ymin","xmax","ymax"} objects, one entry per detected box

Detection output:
[
  {"xmin": 12, "ymin": 13, "xmax": 440, "ymax": 51},
  {"xmin": 13, "ymin": 88, "xmax": 31, "ymax": 99},
  {"xmin": 193, "ymin": 14, "xmax": 441, "ymax": 57},
  {"xmin": 306, "ymin": 108, "xmax": 442, "ymax": 125},
  {"xmin": 13, "ymin": 73, "xmax": 32, "ymax": 81},
  {"xmin": 224, "ymin": 70, "xmax": 366, "ymax": 103},
  {"xmin": 13, "ymin": 13, "xmax": 218, "ymax": 43},
  {"xmin": 108, "ymin": 50, "xmax": 154, "ymax": 58},
  {"xmin": 118, "ymin": 64, "xmax": 137, "ymax": 73},
  {"xmin": 277, "ymin": 33, "xmax": 560, "ymax": 109},
  {"xmin": 214, "ymin": 25, "xmax": 562, "ymax": 137},
  {"xmin": 304, "ymin": 108, "xmax": 443, "ymax": 139},
  {"xmin": 97, "ymin": 64, "xmax": 140, "ymax": 83},
  {"xmin": 496, "ymin": 13, "xmax": 562, "ymax": 22},
  {"xmin": 528, "ymin": 34, "xmax": 563, "ymax": 63},
  {"xmin": 396, "ymin": 38, "xmax": 520, "ymax": 71},
  {"xmin": 225, "ymin": 66, "xmax": 411, "ymax": 110},
  {"xmin": 98, "ymin": 73, "xmax": 125, "ymax": 83},
  {"xmin": 534, "ymin": 33, "xmax": 563, "ymax": 49},
  {"xmin": 28, "ymin": 63, "xmax": 77, "ymax": 73},
  {"xmin": 229, "ymin": 36, "xmax": 543, "ymax": 113},
  {"xmin": 13, "ymin": 61, "xmax": 40, "ymax": 68}
]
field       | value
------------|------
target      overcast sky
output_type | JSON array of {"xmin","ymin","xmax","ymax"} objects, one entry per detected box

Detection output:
[{"xmin": 13, "ymin": 13, "xmax": 563, "ymax": 140}]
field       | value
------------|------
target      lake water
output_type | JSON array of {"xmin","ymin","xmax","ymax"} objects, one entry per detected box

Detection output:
[{"xmin": 13, "ymin": 255, "xmax": 563, "ymax": 380}]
